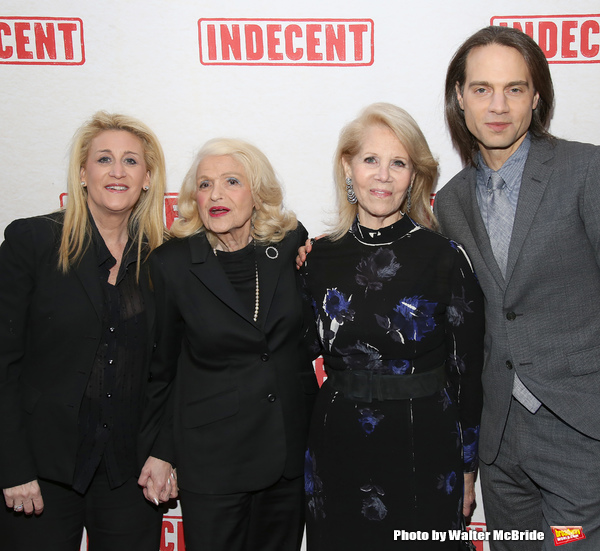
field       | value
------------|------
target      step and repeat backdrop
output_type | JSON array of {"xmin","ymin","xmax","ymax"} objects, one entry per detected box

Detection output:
[{"xmin": 1, "ymin": 1, "xmax": 598, "ymax": 550}]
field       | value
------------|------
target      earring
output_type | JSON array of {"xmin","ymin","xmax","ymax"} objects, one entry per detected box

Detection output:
[
  {"xmin": 405, "ymin": 184, "xmax": 413, "ymax": 214},
  {"xmin": 143, "ymin": 186, "xmax": 149, "ymax": 191},
  {"xmin": 80, "ymin": 181, "xmax": 86, "ymax": 187},
  {"xmin": 346, "ymin": 177, "xmax": 358, "ymax": 204}
]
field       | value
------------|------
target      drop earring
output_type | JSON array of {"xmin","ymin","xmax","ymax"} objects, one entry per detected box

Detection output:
[{"xmin": 346, "ymin": 177, "xmax": 357, "ymax": 204}]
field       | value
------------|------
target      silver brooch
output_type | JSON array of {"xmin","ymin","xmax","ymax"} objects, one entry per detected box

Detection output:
[{"xmin": 265, "ymin": 246, "xmax": 279, "ymax": 259}]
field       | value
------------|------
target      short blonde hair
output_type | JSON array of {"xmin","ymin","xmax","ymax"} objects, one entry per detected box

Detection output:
[
  {"xmin": 172, "ymin": 138, "xmax": 297, "ymax": 244},
  {"xmin": 330, "ymin": 102, "xmax": 439, "ymax": 240},
  {"xmin": 60, "ymin": 111, "xmax": 167, "ymax": 277}
]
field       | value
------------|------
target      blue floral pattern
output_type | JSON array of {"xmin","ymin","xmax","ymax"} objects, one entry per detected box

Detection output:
[
  {"xmin": 355, "ymin": 248, "xmax": 401, "ymax": 295},
  {"xmin": 305, "ymin": 449, "xmax": 326, "ymax": 520},
  {"xmin": 358, "ymin": 407, "xmax": 384, "ymax": 434},
  {"xmin": 360, "ymin": 481, "xmax": 388, "ymax": 521}
]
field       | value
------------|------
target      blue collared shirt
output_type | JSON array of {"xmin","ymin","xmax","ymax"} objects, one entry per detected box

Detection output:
[{"xmin": 475, "ymin": 133, "xmax": 531, "ymax": 236}]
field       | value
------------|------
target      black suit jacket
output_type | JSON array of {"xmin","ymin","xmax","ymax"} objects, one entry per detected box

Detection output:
[
  {"xmin": 0, "ymin": 212, "xmax": 155, "ymax": 488},
  {"xmin": 139, "ymin": 223, "xmax": 319, "ymax": 494}
]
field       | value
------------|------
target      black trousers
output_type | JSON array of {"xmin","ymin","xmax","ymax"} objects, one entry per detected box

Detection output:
[
  {"xmin": 179, "ymin": 475, "xmax": 305, "ymax": 551},
  {"xmin": 0, "ymin": 465, "xmax": 162, "ymax": 551}
]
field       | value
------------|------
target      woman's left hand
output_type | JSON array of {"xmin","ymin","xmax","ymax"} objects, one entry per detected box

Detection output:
[
  {"xmin": 138, "ymin": 456, "xmax": 178, "ymax": 505},
  {"xmin": 463, "ymin": 472, "xmax": 476, "ymax": 518}
]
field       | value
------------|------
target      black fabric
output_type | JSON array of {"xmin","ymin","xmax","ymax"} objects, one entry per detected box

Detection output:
[
  {"xmin": 301, "ymin": 216, "xmax": 484, "ymax": 550},
  {"xmin": 73, "ymin": 223, "xmax": 147, "ymax": 493},
  {"xmin": 0, "ymin": 464, "xmax": 162, "ymax": 551}
]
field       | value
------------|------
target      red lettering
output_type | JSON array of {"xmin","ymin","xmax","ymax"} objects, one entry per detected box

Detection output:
[
  {"xmin": 561, "ymin": 20, "xmax": 578, "ymax": 58},
  {"xmin": 34, "ymin": 22, "xmax": 56, "ymax": 60},
  {"xmin": 206, "ymin": 24, "xmax": 217, "ymax": 60},
  {"xmin": 306, "ymin": 24, "xmax": 322, "ymax": 61},
  {"xmin": 325, "ymin": 24, "xmax": 345, "ymax": 61},
  {"xmin": 538, "ymin": 21, "xmax": 558, "ymax": 58},
  {"xmin": 160, "ymin": 519, "xmax": 175, "ymax": 551},
  {"xmin": 266, "ymin": 24, "xmax": 282, "ymax": 60},
  {"xmin": 284, "ymin": 24, "xmax": 303, "ymax": 60},
  {"xmin": 57, "ymin": 22, "xmax": 77, "ymax": 60},
  {"xmin": 581, "ymin": 20, "xmax": 600, "ymax": 58},
  {"xmin": 15, "ymin": 22, "xmax": 33, "ymax": 59},
  {"xmin": 349, "ymin": 24, "xmax": 368, "ymax": 61},
  {"xmin": 510, "ymin": 21, "xmax": 534, "ymax": 39},
  {"xmin": 164, "ymin": 196, "xmax": 179, "ymax": 229},
  {"xmin": 221, "ymin": 24, "xmax": 241, "ymax": 61},
  {"xmin": 0, "ymin": 22, "xmax": 12, "ymax": 58},
  {"xmin": 244, "ymin": 24, "xmax": 263, "ymax": 60}
]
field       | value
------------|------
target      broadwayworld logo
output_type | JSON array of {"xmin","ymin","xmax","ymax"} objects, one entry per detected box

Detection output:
[
  {"xmin": 198, "ymin": 18, "xmax": 374, "ymax": 66},
  {"xmin": 551, "ymin": 526, "xmax": 586, "ymax": 546},
  {"xmin": 492, "ymin": 14, "xmax": 600, "ymax": 63}
]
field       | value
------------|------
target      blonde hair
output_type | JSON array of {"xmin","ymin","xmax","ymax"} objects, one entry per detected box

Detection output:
[
  {"xmin": 59, "ymin": 111, "xmax": 167, "ymax": 278},
  {"xmin": 330, "ymin": 102, "xmax": 439, "ymax": 240},
  {"xmin": 171, "ymin": 138, "xmax": 297, "ymax": 244}
]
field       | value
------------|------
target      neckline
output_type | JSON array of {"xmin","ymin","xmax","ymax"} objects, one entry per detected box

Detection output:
[{"xmin": 349, "ymin": 215, "xmax": 416, "ymax": 246}]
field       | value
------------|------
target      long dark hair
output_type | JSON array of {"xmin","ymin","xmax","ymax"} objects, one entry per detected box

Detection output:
[{"xmin": 445, "ymin": 26, "xmax": 554, "ymax": 166}]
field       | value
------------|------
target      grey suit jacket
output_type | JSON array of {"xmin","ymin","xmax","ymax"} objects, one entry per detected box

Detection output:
[{"xmin": 434, "ymin": 137, "xmax": 600, "ymax": 464}]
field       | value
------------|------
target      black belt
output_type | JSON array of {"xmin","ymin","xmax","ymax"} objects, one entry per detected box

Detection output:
[{"xmin": 325, "ymin": 364, "xmax": 447, "ymax": 403}]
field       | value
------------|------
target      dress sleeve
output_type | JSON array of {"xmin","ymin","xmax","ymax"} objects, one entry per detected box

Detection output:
[
  {"xmin": 0, "ymin": 219, "xmax": 39, "ymax": 487},
  {"xmin": 445, "ymin": 242, "xmax": 484, "ymax": 473}
]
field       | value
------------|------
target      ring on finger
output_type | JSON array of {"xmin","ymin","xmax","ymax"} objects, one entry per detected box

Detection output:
[{"xmin": 14, "ymin": 503, "xmax": 24, "ymax": 511}]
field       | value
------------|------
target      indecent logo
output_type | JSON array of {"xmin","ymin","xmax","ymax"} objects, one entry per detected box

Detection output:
[
  {"xmin": 198, "ymin": 18, "xmax": 374, "ymax": 66},
  {"xmin": 492, "ymin": 14, "xmax": 600, "ymax": 63},
  {"xmin": 0, "ymin": 17, "xmax": 84, "ymax": 65}
]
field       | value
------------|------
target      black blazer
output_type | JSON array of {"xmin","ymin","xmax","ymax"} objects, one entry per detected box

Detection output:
[
  {"xmin": 139, "ymin": 223, "xmax": 319, "ymax": 494},
  {"xmin": 0, "ymin": 212, "xmax": 155, "ymax": 489}
]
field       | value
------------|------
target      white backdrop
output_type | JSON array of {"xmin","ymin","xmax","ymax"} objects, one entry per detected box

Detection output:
[{"xmin": 1, "ymin": 2, "xmax": 599, "ymax": 550}]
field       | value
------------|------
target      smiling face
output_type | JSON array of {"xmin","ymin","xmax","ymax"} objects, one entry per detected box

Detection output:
[
  {"xmin": 80, "ymin": 130, "xmax": 149, "ymax": 222},
  {"xmin": 195, "ymin": 155, "xmax": 256, "ymax": 251},
  {"xmin": 343, "ymin": 124, "xmax": 414, "ymax": 230},
  {"xmin": 456, "ymin": 43, "xmax": 540, "ymax": 170}
]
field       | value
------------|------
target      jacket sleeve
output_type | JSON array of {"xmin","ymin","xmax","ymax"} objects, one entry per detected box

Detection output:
[
  {"xmin": 138, "ymin": 249, "xmax": 182, "ymax": 467},
  {"xmin": 0, "ymin": 219, "xmax": 39, "ymax": 488}
]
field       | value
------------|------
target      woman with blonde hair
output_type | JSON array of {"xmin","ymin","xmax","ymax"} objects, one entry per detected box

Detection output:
[
  {"xmin": 301, "ymin": 103, "xmax": 484, "ymax": 549},
  {"xmin": 0, "ymin": 111, "xmax": 171, "ymax": 550},
  {"xmin": 140, "ymin": 138, "xmax": 318, "ymax": 551}
]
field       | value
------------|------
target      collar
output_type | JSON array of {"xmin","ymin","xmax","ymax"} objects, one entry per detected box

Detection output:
[{"xmin": 476, "ymin": 132, "xmax": 531, "ymax": 192}]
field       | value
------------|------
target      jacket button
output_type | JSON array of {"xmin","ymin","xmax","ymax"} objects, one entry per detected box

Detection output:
[
  {"xmin": 506, "ymin": 312, "xmax": 516, "ymax": 321},
  {"xmin": 261, "ymin": 353, "xmax": 270, "ymax": 362},
  {"xmin": 267, "ymin": 394, "xmax": 276, "ymax": 402},
  {"xmin": 506, "ymin": 361, "xmax": 513, "ymax": 370}
]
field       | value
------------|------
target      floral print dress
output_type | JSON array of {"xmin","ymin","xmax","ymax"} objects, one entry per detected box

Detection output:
[{"xmin": 302, "ymin": 216, "xmax": 484, "ymax": 550}]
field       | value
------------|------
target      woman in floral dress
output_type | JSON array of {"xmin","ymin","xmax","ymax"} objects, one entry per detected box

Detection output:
[{"xmin": 301, "ymin": 103, "xmax": 484, "ymax": 549}]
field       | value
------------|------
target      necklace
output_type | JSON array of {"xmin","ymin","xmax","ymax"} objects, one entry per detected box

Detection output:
[{"xmin": 253, "ymin": 261, "xmax": 259, "ymax": 322}]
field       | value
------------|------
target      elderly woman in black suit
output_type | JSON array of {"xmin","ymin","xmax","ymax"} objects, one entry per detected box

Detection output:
[
  {"xmin": 0, "ymin": 112, "xmax": 171, "ymax": 550},
  {"xmin": 139, "ymin": 138, "xmax": 318, "ymax": 551}
]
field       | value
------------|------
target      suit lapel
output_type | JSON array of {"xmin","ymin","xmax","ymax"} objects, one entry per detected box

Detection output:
[
  {"xmin": 455, "ymin": 169, "xmax": 507, "ymax": 289},
  {"xmin": 73, "ymin": 245, "xmax": 103, "ymax": 321},
  {"xmin": 504, "ymin": 140, "xmax": 554, "ymax": 283},
  {"xmin": 256, "ymin": 242, "xmax": 285, "ymax": 325},
  {"xmin": 188, "ymin": 233, "xmax": 260, "ymax": 328}
]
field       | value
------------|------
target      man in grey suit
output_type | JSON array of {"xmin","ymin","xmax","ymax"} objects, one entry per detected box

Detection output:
[{"xmin": 434, "ymin": 26, "xmax": 600, "ymax": 550}]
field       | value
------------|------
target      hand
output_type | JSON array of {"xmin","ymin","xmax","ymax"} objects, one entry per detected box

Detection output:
[
  {"xmin": 463, "ymin": 472, "xmax": 476, "ymax": 519},
  {"xmin": 3, "ymin": 480, "xmax": 44, "ymax": 515},
  {"xmin": 138, "ymin": 456, "xmax": 178, "ymax": 505},
  {"xmin": 296, "ymin": 238, "xmax": 313, "ymax": 270},
  {"xmin": 296, "ymin": 234, "xmax": 327, "ymax": 270}
]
